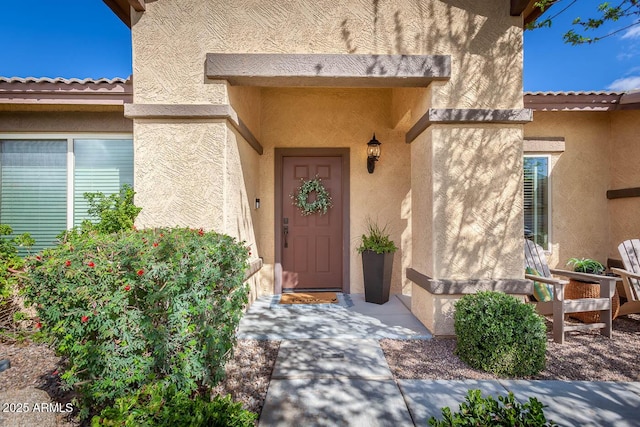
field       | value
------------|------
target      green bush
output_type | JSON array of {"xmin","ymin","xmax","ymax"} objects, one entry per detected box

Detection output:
[
  {"xmin": 24, "ymin": 227, "xmax": 250, "ymax": 417},
  {"xmin": 62, "ymin": 184, "xmax": 142, "ymax": 239},
  {"xmin": 0, "ymin": 224, "xmax": 35, "ymax": 304},
  {"xmin": 454, "ymin": 291, "xmax": 547, "ymax": 377},
  {"xmin": 428, "ymin": 389, "xmax": 555, "ymax": 426},
  {"xmin": 92, "ymin": 383, "xmax": 256, "ymax": 427}
]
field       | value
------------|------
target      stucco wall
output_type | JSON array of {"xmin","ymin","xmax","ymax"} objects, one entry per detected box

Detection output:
[
  {"xmin": 258, "ymin": 88, "xmax": 410, "ymax": 294},
  {"xmin": 609, "ymin": 110, "xmax": 640, "ymax": 257},
  {"xmin": 134, "ymin": 121, "xmax": 227, "ymax": 228},
  {"xmin": 524, "ymin": 111, "xmax": 611, "ymax": 267},
  {"xmin": 131, "ymin": 0, "xmax": 523, "ymax": 109},
  {"xmin": 0, "ymin": 110, "xmax": 132, "ymax": 133},
  {"xmin": 412, "ymin": 125, "xmax": 523, "ymax": 280}
]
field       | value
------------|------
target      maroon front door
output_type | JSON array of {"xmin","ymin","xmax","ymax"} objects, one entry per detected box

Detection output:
[{"xmin": 281, "ymin": 156, "xmax": 343, "ymax": 290}]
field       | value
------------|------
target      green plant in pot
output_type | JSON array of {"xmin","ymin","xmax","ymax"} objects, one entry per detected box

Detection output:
[
  {"xmin": 566, "ymin": 258, "xmax": 605, "ymax": 276},
  {"xmin": 565, "ymin": 257, "xmax": 618, "ymax": 322},
  {"xmin": 357, "ymin": 219, "xmax": 397, "ymax": 304}
]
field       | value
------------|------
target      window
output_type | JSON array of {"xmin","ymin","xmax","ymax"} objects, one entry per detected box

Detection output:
[
  {"xmin": 524, "ymin": 156, "xmax": 549, "ymax": 249},
  {"xmin": 0, "ymin": 135, "xmax": 133, "ymax": 253}
]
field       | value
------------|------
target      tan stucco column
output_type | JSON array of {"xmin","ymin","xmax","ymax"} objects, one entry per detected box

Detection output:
[{"xmin": 408, "ymin": 115, "xmax": 532, "ymax": 335}]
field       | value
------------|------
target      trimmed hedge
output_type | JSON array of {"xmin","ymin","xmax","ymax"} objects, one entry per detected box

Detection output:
[{"xmin": 454, "ymin": 291, "xmax": 547, "ymax": 377}]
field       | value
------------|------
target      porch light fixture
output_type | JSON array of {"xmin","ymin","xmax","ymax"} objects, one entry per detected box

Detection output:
[{"xmin": 367, "ymin": 133, "xmax": 381, "ymax": 174}]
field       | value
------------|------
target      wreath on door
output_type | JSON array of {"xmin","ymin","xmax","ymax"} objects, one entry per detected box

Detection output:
[{"xmin": 291, "ymin": 176, "xmax": 333, "ymax": 216}]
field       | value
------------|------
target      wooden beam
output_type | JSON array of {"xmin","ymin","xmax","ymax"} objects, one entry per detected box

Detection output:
[
  {"xmin": 510, "ymin": 0, "xmax": 531, "ymax": 16},
  {"xmin": 102, "ymin": 0, "xmax": 130, "ymax": 27},
  {"xmin": 607, "ymin": 187, "xmax": 640, "ymax": 200},
  {"xmin": 128, "ymin": 0, "xmax": 145, "ymax": 12}
]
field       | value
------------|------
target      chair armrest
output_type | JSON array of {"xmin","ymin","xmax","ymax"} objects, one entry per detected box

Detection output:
[
  {"xmin": 550, "ymin": 268, "xmax": 621, "ymax": 283},
  {"xmin": 525, "ymin": 274, "xmax": 568, "ymax": 286},
  {"xmin": 551, "ymin": 268, "xmax": 618, "ymax": 298},
  {"xmin": 611, "ymin": 267, "xmax": 640, "ymax": 281}
]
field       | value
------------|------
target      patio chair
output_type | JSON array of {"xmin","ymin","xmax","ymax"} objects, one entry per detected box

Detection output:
[
  {"xmin": 610, "ymin": 239, "xmax": 640, "ymax": 317},
  {"xmin": 524, "ymin": 239, "xmax": 615, "ymax": 344}
]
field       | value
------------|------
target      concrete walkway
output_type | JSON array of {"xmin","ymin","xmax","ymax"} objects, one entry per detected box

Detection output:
[{"xmin": 239, "ymin": 294, "xmax": 640, "ymax": 427}]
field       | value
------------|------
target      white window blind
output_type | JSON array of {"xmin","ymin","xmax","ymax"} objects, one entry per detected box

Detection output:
[
  {"xmin": 0, "ymin": 140, "xmax": 68, "ymax": 254},
  {"xmin": 73, "ymin": 139, "xmax": 134, "ymax": 227},
  {"xmin": 524, "ymin": 157, "xmax": 549, "ymax": 249}
]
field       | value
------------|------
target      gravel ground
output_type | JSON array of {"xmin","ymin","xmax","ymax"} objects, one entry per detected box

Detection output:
[
  {"xmin": 0, "ymin": 315, "xmax": 638, "ymax": 425},
  {"xmin": 211, "ymin": 339, "xmax": 280, "ymax": 415},
  {"xmin": 380, "ymin": 313, "xmax": 640, "ymax": 381},
  {"xmin": 0, "ymin": 339, "xmax": 280, "ymax": 426}
]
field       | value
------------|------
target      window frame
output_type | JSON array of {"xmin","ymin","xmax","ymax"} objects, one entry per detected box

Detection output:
[
  {"xmin": 523, "ymin": 154, "xmax": 552, "ymax": 250},
  {"xmin": 0, "ymin": 133, "xmax": 133, "ymax": 231}
]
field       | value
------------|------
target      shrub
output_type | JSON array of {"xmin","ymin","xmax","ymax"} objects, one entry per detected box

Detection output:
[
  {"xmin": 62, "ymin": 184, "xmax": 142, "ymax": 239},
  {"xmin": 92, "ymin": 383, "xmax": 256, "ymax": 427},
  {"xmin": 0, "ymin": 224, "xmax": 35, "ymax": 303},
  {"xmin": 24, "ymin": 227, "xmax": 250, "ymax": 417},
  {"xmin": 428, "ymin": 389, "xmax": 555, "ymax": 426},
  {"xmin": 454, "ymin": 291, "xmax": 547, "ymax": 377}
]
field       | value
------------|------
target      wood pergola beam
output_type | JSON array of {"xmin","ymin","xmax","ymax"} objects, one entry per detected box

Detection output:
[{"xmin": 128, "ymin": 0, "xmax": 145, "ymax": 12}]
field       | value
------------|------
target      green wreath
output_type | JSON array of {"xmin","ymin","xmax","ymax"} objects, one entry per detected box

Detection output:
[{"xmin": 291, "ymin": 176, "xmax": 333, "ymax": 216}]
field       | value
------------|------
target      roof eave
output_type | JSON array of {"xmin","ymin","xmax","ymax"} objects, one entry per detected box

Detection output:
[
  {"xmin": 103, "ymin": 0, "xmax": 145, "ymax": 28},
  {"xmin": 105, "ymin": 0, "xmax": 547, "ymax": 29}
]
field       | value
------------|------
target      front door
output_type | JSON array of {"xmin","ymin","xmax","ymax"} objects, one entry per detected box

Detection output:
[{"xmin": 280, "ymin": 155, "xmax": 344, "ymax": 291}]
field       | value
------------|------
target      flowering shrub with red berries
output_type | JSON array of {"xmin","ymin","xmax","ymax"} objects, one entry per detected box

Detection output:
[{"xmin": 24, "ymin": 227, "xmax": 250, "ymax": 417}]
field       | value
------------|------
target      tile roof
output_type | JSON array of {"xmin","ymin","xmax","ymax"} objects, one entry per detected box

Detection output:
[
  {"xmin": 0, "ymin": 76, "xmax": 132, "ymax": 106},
  {"xmin": 0, "ymin": 76, "xmax": 130, "ymax": 85}
]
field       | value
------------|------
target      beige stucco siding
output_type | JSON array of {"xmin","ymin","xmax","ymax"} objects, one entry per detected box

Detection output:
[
  {"xmin": 412, "ymin": 126, "xmax": 523, "ymax": 280},
  {"xmin": 609, "ymin": 111, "xmax": 640, "ymax": 256},
  {"xmin": 524, "ymin": 111, "xmax": 612, "ymax": 267},
  {"xmin": 134, "ymin": 121, "xmax": 227, "ymax": 229},
  {"xmin": 0, "ymin": 110, "xmax": 132, "ymax": 133},
  {"xmin": 132, "ymin": 0, "xmax": 523, "ymax": 109}
]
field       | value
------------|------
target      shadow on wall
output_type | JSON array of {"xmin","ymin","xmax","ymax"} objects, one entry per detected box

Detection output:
[
  {"xmin": 334, "ymin": 1, "xmax": 524, "ymax": 279},
  {"xmin": 401, "ymin": 190, "xmax": 412, "ymax": 294},
  {"xmin": 432, "ymin": 128, "xmax": 523, "ymax": 278},
  {"xmin": 336, "ymin": 0, "xmax": 522, "ymax": 109}
]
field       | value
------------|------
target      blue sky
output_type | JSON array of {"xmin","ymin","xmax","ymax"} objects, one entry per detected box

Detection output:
[{"xmin": 1, "ymin": 1, "xmax": 639, "ymax": 92}]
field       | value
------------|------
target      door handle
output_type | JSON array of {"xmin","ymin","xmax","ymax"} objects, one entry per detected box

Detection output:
[{"xmin": 283, "ymin": 217, "xmax": 289, "ymax": 248}]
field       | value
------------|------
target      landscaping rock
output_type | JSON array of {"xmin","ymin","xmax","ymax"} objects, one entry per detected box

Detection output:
[{"xmin": 0, "ymin": 387, "xmax": 61, "ymax": 427}]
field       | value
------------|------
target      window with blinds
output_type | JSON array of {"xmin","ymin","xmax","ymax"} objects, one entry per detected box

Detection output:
[
  {"xmin": 524, "ymin": 156, "xmax": 549, "ymax": 249},
  {"xmin": 73, "ymin": 139, "xmax": 134, "ymax": 227},
  {"xmin": 0, "ymin": 140, "xmax": 68, "ymax": 254},
  {"xmin": 0, "ymin": 137, "xmax": 133, "ymax": 255}
]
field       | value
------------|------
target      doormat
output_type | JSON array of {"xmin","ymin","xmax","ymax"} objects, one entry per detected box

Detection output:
[
  {"xmin": 279, "ymin": 292, "xmax": 338, "ymax": 305},
  {"xmin": 270, "ymin": 292, "xmax": 354, "ymax": 310}
]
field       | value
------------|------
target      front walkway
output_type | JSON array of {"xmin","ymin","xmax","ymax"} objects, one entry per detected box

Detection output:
[
  {"xmin": 237, "ymin": 293, "xmax": 431, "ymax": 340},
  {"xmin": 238, "ymin": 294, "xmax": 640, "ymax": 427}
]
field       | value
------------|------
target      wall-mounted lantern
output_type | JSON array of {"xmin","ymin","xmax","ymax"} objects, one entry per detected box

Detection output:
[{"xmin": 367, "ymin": 133, "xmax": 381, "ymax": 174}]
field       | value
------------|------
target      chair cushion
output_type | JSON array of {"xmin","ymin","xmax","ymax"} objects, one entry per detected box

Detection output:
[{"xmin": 525, "ymin": 266, "xmax": 554, "ymax": 302}]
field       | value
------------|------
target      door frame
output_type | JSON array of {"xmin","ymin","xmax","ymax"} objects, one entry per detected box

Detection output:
[{"xmin": 274, "ymin": 148, "xmax": 350, "ymax": 294}]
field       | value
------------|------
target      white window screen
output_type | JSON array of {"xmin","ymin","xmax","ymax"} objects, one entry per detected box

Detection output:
[
  {"xmin": 0, "ymin": 140, "xmax": 68, "ymax": 254},
  {"xmin": 73, "ymin": 139, "xmax": 134, "ymax": 227},
  {"xmin": 524, "ymin": 157, "xmax": 549, "ymax": 249}
]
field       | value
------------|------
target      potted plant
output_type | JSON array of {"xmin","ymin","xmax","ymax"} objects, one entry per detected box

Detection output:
[
  {"xmin": 357, "ymin": 220, "xmax": 397, "ymax": 304},
  {"xmin": 565, "ymin": 258, "xmax": 619, "ymax": 322}
]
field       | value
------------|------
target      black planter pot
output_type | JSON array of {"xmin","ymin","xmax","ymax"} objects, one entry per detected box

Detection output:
[{"xmin": 362, "ymin": 250, "xmax": 394, "ymax": 304}]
